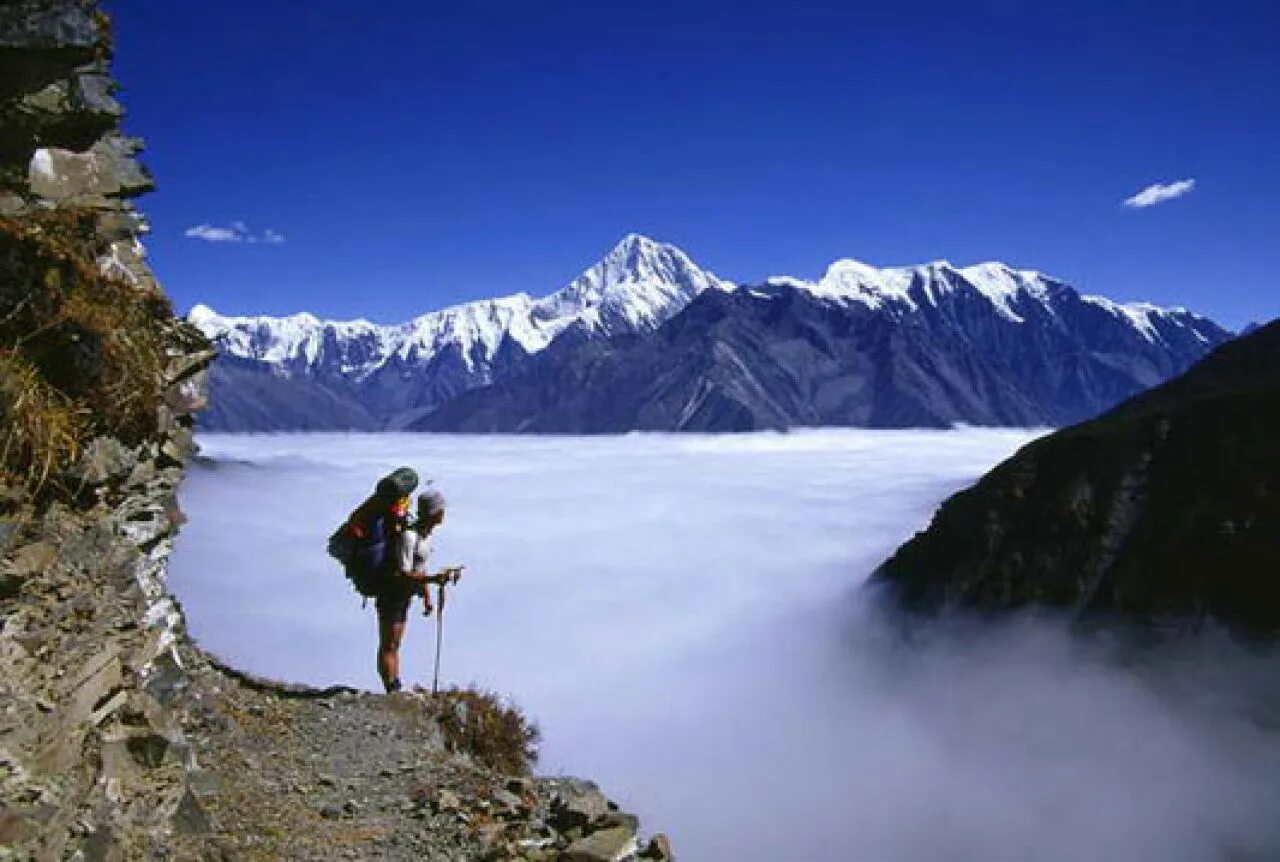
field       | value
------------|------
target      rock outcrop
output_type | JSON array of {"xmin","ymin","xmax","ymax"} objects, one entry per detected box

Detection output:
[
  {"xmin": 0, "ymin": 4, "xmax": 665, "ymax": 859},
  {"xmin": 873, "ymin": 319, "xmax": 1280, "ymax": 636}
]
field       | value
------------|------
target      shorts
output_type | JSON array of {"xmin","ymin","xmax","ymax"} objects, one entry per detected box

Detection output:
[{"xmin": 374, "ymin": 580, "xmax": 416, "ymax": 625}]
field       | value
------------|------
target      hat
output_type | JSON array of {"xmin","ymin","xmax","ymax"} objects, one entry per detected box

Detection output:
[{"xmin": 417, "ymin": 489, "xmax": 446, "ymax": 516}]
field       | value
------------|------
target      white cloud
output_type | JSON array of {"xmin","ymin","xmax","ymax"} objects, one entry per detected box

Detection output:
[
  {"xmin": 184, "ymin": 224, "xmax": 243, "ymax": 242},
  {"xmin": 184, "ymin": 222, "xmax": 286, "ymax": 244},
  {"xmin": 1124, "ymin": 178, "xmax": 1196, "ymax": 209},
  {"xmin": 170, "ymin": 430, "xmax": 1280, "ymax": 860}
]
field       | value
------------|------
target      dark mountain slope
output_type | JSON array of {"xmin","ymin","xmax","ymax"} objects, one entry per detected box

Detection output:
[
  {"xmin": 203, "ymin": 358, "xmax": 379, "ymax": 431},
  {"xmin": 873, "ymin": 319, "xmax": 1280, "ymax": 635}
]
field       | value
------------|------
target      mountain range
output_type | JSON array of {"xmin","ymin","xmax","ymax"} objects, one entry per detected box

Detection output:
[{"xmin": 193, "ymin": 234, "xmax": 1233, "ymax": 432}]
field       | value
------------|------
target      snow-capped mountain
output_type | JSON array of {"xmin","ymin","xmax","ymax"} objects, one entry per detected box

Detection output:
[
  {"xmin": 194, "ymin": 234, "xmax": 733, "ymax": 429},
  {"xmin": 193, "ymin": 237, "xmax": 1232, "ymax": 432},
  {"xmin": 196, "ymin": 234, "xmax": 729, "ymax": 377},
  {"xmin": 769, "ymin": 257, "xmax": 1220, "ymax": 345},
  {"xmin": 414, "ymin": 256, "xmax": 1232, "ymax": 433}
]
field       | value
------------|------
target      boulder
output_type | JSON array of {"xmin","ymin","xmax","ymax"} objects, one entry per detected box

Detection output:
[
  {"xmin": 548, "ymin": 779, "xmax": 610, "ymax": 832},
  {"xmin": 71, "ymin": 72, "xmax": 121, "ymax": 118},
  {"xmin": 27, "ymin": 135, "xmax": 153, "ymax": 203},
  {"xmin": 639, "ymin": 834, "xmax": 674, "ymax": 860},
  {"xmin": 65, "ymin": 436, "xmax": 136, "ymax": 486},
  {"xmin": 561, "ymin": 826, "xmax": 638, "ymax": 862}
]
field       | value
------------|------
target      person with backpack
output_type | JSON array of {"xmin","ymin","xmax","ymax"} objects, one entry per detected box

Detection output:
[
  {"xmin": 328, "ymin": 467, "xmax": 420, "ymax": 689},
  {"xmin": 375, "ymin": 489, "xmax": 458, "ymax": 693}
]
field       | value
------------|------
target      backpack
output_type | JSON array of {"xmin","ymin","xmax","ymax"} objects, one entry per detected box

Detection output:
[
  {"xmin": 328, "ymin": 468, "xmax": 419, "ymax": 598},
  {"xmin": 327, "ymin": 504, "xmax": 397, "ymax": 597}
]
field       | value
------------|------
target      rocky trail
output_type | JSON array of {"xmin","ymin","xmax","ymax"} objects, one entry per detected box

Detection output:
[{"xmin": 0, "ymin": 2, "xmax": 666, "ymax": 858}]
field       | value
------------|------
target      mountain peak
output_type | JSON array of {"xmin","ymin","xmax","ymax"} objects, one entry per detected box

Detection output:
[
  {"xmin": 537, "ymin": 234, "xmax": 732, "ymax": 336},
  {"xmin": 598, "ymin": 233, "xmax": 691, "ymax": 277}
]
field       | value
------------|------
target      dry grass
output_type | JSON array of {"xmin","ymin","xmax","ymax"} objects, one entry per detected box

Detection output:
[
  {"xmin": 434, "ymin": 686, "xmax": 541, "ymax": 775},
  {"xmin": 0, "ymin": 209, "xmax": 172, "ymax": 497},
  {"xmin": 0, "ymin": 352, "xmax": 84, "ymax": 493}
]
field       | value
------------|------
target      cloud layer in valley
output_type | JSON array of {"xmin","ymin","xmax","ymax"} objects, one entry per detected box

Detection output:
[
  {"xmin": 169, "ymin": 430, "xmax": 1280, "ymax": 861},
  {"xmin": 1124, "ymin": 178, "xmax": 1197, "ymax": 208},
  {"xmin": 184, "ymin": 221, "xmax": 285, "ymax": 244}
]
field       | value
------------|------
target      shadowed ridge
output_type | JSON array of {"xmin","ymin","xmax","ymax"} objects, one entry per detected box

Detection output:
[{"xmin": 873, "ymin": 320, "xmax": 1280, "ymax": 636}]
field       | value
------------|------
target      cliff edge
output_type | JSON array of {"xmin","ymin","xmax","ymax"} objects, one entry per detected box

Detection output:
[{"xmin": 0, "ymin": 4, "xmax": 667, "ymax": 859}]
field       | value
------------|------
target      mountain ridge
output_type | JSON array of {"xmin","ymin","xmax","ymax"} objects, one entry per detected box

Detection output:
[
  {"xmin": 871, "ymin": 319, "xmax": 1280, "ymax": 635},
  {"xmin": 192, "ymin": 236, "xmax": 1233, "ymax": 432}
]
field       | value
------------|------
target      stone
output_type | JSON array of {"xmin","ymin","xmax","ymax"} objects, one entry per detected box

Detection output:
[
  {"xmin": 7, "ymin": 540, "xmax": 56, "ymax": 576},
  {"xmin": 20, "ymin": 79, "xmax": 70, "ymax": 115},
  {"xmin": 598, "ymin": 809, "xmax": 640, "ymax": 834},
  {"xmin": 65, "ymin": 437, "xmax": 136, "ymax": 486},
  {"xmin": 94, "ymin": 207, "xmax": 148, "ymax": 242},
  {"xmin": 172, "ymin": 790, "xmax": 211, "ymax": 835},
  {"xmin": 165, "ymin": 374, "xmax": 209, "ymax": 416},
  {"xmin": 27, "ymin": 135, "xmax": 154, "ymax": 203},
  {"xmin": 0, "ymin": 5, "xmax": 100, "ymax": 50},
  {"xmin": 81, "ymin": 825, "xmax": 124, "ymax": 862},
  {"xmin": 187, "ymin": 770, "xmax": 220, "ymax": 800},
  {"xmin": 72, "ymin": 73, "xmax": 121, "ymax": 118},
  {"xmin": 548, "ymin": 780, "xmax": 610, "ymax": 832},
  {"xmin": 122, "ymin": 458, "xmax": 157, "ymax": 490},
  {"xmin": 492, "ymin": 787, "xmax": 522, "ymax": 812},
  {"xmin": 96, "ymin": 237, "xmax": 148, "ymax": 284},
  {"xmin": 561, "ymin": 827, "xmax": 638, "ymax": 862},
  {"xmin": 639, "ymin": 833, "xmax": 674, "ymax": 861},
  {"xmin": 158, "ymin": 429, "xmax": 194, "ymax": 467},
  {"xmin": 0, "ymin": 191, "xmax": 25, "ymax": 215},
  {"xmin": 88, "ymin": 689, "xmax": 127, "ymax": 726},
  {"xmin": 63, "ymin": 644, "xmax": 123, "ymax": 725},
  {"xmin": 164, "ymin": 348, "xmax": 219, "ymax": 387}
]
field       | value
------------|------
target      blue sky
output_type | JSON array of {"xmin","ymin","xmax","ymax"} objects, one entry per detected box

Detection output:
[{"xmin": 110, "ymin": 0, "xmax": 1278, "ymax": 329}]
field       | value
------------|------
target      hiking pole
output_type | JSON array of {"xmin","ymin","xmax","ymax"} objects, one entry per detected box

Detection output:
[
  {"xmin": 432, "ymin": 579, "xmax": 445, "ymax": 695},
  {"xmin": 430, "ymin": 567, "xmax": 464, "ymax": 696}
]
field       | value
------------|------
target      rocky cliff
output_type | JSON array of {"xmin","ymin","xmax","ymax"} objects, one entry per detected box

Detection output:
[
  {"xmin": 873, "ymin": 318, "xmax": 1280, "ymax": 636},
  {"xmin": 0, "ymin": 5, "xmax": 666, "ymax": 860}
]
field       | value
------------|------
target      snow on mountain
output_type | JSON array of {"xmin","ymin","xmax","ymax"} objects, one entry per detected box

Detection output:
[
  {"xmin": 767, "ymin": 257, "xmax": 1217, "ymax": 341},
  {"xmin": 534, "ymin": 233, "xmax": 734, "ymax": 335},
  {"xmin": 192, "ymin": 234, "xmax": 731, "ymax": 382},
  {"xmin": 194, "ymin": 235, "xmax": 1229, "ymax": 432}
]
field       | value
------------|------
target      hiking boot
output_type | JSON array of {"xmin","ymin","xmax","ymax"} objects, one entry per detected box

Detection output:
[{"xmin": 385, "ymin": 678, "xmax": 402, "ymax": 694}]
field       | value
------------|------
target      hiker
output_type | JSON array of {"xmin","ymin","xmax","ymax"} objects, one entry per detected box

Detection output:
[
  {"xmin": 328, "ymin": 467, "xmax": 420, "ymax": 686},
  {"xmin": 375, "ymin": 489, "xmax": 454, "ymax": 693}
]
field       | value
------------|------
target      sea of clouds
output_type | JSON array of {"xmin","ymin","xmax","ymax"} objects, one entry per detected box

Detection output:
[{"xmin": 169, "ymin": 430, "xmax": 1280, "ymax": 861}]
